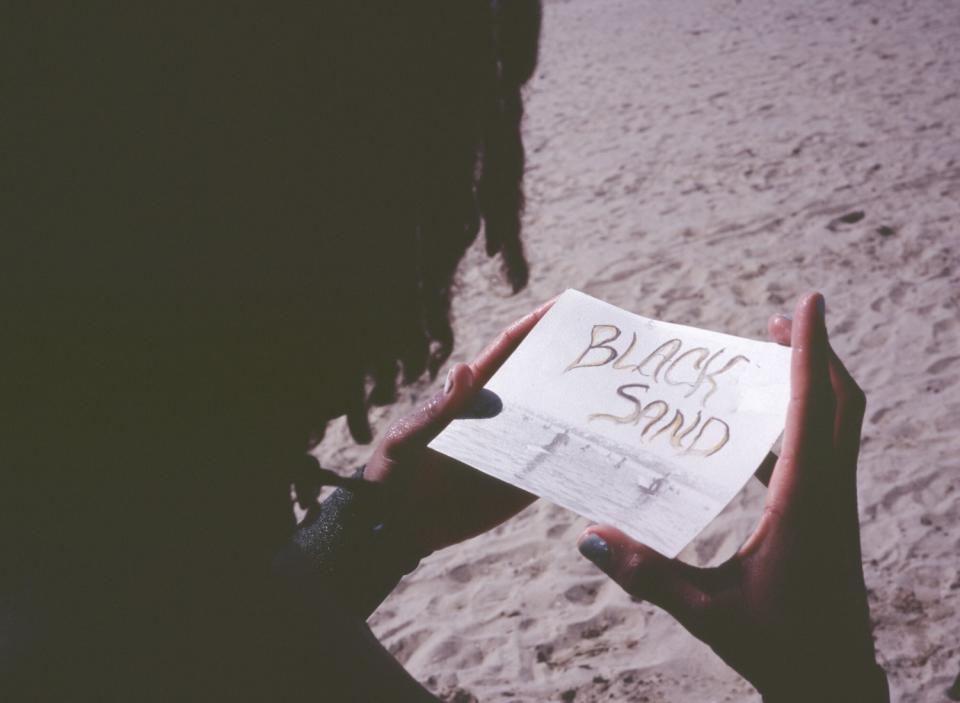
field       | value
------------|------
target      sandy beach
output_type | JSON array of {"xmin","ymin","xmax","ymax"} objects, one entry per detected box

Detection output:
[{"xmin": 316, "ymin": 0, "xmax": 960, "ymax": 699}]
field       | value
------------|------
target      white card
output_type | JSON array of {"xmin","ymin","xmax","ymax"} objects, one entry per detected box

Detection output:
[{"xmin": 429, "ymin": 289, "xmax": 791, "ymax": 558}]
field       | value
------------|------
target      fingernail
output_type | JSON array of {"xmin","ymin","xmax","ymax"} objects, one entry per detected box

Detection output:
[
  {"xmin": 815, "ymin": 295, "xmax": 826, "ymax": 319},
  {"xmin": 778, "ymin": 313, "xmax": 793, "ymax": 321},
  {"xmin": 578, "ymin": 534, "xmax": 611, "ymax": 571},
  {"xmin": 443, "ymin": 368, "xmax": 455, "ymax": 395}
]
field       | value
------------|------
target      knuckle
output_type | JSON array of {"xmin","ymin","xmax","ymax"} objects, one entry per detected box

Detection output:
[{"xmin": 619, "ymin": 549, "xmax": 659, "ymax": 597}]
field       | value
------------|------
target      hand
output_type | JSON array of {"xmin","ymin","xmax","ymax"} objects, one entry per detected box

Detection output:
[
  {"xmin": 363, "ymin": 298, "xmax": 555, "ymax": 555},
  {"xmin": 575, "ymin": 293, "xmax": 887, "ymax": 700}
]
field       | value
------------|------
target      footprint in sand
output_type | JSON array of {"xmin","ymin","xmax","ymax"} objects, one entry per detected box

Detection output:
[
  {"xmin": 826, "ymin": 210, "xmax": 866, "ymax": 231},
  {"xmin": 927, "ymin": 355, "xmax": 960, "ymax": 375},
  {"xmin": 563, "ymin": 580, "xmax": 606, "ymax": 605},
  {"xmin": 447, "ymin": 563, "xmax": 474, "ymax": 584}
]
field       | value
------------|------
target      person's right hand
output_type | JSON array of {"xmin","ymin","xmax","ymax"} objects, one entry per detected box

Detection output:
[
  {"xmin": 361, "ymin": 299, "xmax": 555, "ymax": 556},
  {"xmin": 575, "ymin": 293, "xmax": 888, "ymax": 701}
]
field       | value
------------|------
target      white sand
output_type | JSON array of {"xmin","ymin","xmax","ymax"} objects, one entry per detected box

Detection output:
[{"xmin": 316, "ymin": 0, "xmax": 960, "ymax": 699}]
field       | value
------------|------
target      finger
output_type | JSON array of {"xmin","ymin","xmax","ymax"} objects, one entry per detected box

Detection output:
[
  {"xmin": 378, "ymin": 363, "xmax": 477, "ymax": 461},
  {"xmin": 577, "ymin": 526, "xmax": 712, "ymax": 633},
  {"xmin": 379, "ymin": 296, "xmax": 557, "ymax": 460},
  {"xmin": 753, "ymin": 314, "xmax": 791, "ymax": 488},
  {"xmin": 771, "ymin": 311, "xmax": 865, "ymax": 472},
  {"xmin": 820, "ymin": 331, "xmax": 868, "ymax": 567},
  {"xmin": 767, "ymin": 313, "xmax": 792, "ymax": 346},
  {"xmin": 765, "ymin": 292, "xmax": 835, "ymax": 517},
  {"xmin": 824, "ymin": 343, "xmax": 866, "ymax": 473},
  {"xmin": 469, "ymin": 296, "xmax": 557, "ymax": 387}
]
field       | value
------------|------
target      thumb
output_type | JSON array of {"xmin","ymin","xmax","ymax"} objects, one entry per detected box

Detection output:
[
  {"xmin": 379, "ymin": 363, "xmax": 476, "ymax": 461},
  {"xmin": 577, "ymin": 526, "xmax": 712, "ymax": 630}
]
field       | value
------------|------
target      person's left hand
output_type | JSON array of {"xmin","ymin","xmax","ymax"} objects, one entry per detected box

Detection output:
[
  {"xmin": 573, "ymin": 294, "xmax": 885, "ymax": 700},
  {"xmin": 363, "ymin": 298, "xmax": 555, "ymax": 555}
]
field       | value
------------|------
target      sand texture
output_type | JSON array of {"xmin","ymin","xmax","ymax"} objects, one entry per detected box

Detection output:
[{"xmin": 315, "ymin": 0, "xmax": 960, "ymax": 699}]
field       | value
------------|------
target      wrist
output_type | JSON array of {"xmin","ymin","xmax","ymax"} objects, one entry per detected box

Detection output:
[{"xmin": 276, "ymin": 467, "xmax": 427, "ymax": 619}]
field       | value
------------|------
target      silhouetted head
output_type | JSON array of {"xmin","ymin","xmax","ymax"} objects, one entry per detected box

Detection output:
[{"xmin": 6, "ymin": 0, "xmax": 543, "ymax": 462}]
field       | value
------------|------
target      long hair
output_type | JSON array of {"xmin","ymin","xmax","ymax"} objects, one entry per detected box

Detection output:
[{"xmin": 318, "ymin": 0, "xmax": 544, "ymax": 443}]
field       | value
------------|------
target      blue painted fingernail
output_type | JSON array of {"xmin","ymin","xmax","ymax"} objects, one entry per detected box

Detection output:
[
  {"xmin": 444, "ymin": 369, "xmax": 455, "ymax": 395},
  {"xmin": 816, "ymin": 295, "xmax": 826, "ymax": 319},
  {"xmin": 578, "ymin": 534, "xmax": 611, "ymax": 571},
  {"xmin": 779, "ymin": 313, "xmax": 792, "ymax": 321}
]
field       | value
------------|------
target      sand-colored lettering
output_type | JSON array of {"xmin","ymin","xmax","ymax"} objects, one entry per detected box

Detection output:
[
  {"xmin": 565, "ymin": 324, "xmax": 622, "ymax": 372},
  {"xmin": 638, "ymin": 400, "xmax": 670, "ymax": 436},
  {"xmin": 634, "ymin": 338, "xmax": 682, "ymax": 382},
  {"xmin": 651, "ymin": 409, "xmax": 703, "ymax": 448},
  {"xmin": 588, "ymin": 383, "xmax": 648, "ymax": 424},
  {"xmin": 612, "ymin": 332, "xmax": 639, "ymax": 370},
  {"xmin": 693, "ymin": 354, "xmax": 750, "ymax": 406},
  {"xmin": 663, "ymin": 347, "xmax": 713, "ymax": 389},
  {"xmin": 684, "ymin": 417, "xmax": 730, "ymax": 456}
]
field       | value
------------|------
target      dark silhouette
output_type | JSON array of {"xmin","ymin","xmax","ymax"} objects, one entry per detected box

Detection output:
[{"xmin": 1, "ymin": 2, "xmax": 542, "ymax": 698}]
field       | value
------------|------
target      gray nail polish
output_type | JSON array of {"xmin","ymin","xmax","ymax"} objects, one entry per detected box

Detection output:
[
  {"xmin": 578, "ymin": 534, "xmax": 611, "ymax": 571},
  {"xmin": 779, "ymin": 313, "xmax": 793, "ymax": 321},
  {"xmin": 443, "ymin": 369, "xmax": 455, "ymax": 395},
  {"xmin": 816, "ymin": 296, "xmax": 826, "ymax": 318}
]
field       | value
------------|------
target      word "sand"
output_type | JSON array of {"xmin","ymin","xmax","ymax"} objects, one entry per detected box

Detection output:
[{"xmin": 565, "ymin": 324, "xmax": 751, "ymax": 456}]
